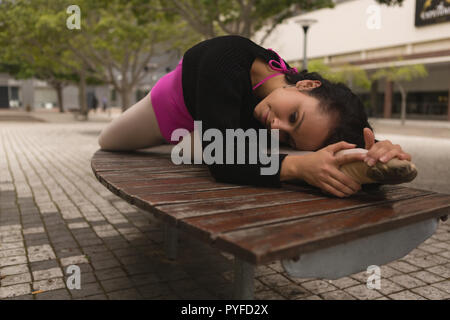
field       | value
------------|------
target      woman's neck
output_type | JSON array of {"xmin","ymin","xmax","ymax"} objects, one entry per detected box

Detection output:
[{"xmin": 250, "ymin": 57, "xmax": 287, "ymax": 99}]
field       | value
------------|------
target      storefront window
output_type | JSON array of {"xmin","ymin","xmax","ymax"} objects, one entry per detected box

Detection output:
[{"xmin": 360, "ymin": 91, "xmax": 448, "ymax": 119}]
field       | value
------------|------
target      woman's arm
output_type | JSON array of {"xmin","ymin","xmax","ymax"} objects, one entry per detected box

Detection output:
[
  {"xmin": 280, "ymin": 141, "xmax": 366, "ymax": 198},
  {"xmin": 280, "ymin": 129, "xmax": 414, "ymax": 198}
]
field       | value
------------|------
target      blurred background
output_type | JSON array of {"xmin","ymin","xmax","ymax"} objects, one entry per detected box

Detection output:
[
  {"xmin": 0, "ymin": 0, "xmax": 448, "ymax": 122},
  {"xmin": 1, "ymin": 0, "xmax": 449, "ymax": 194},
  {"xmin": 0, "ymin": 0, "xmax": 449, "ymax": 301}
]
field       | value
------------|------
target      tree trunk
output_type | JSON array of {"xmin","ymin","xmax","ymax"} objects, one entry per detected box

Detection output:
[
  {"xmin": 78, "ymin": 70, "xmax": 89, "ymax": 121},
  {"xmin": 447, "ymin": 82, "xmax": 450, "ymax": 122},
  {"xmin": 55, "ymin": 83, "xmax": 64, "ymax": 113},
  {"xmin": 370, "ymin": 80, "xmax": 378, "ymax": 117},
  {"xmin": 120, "ymin": 87, "xmax": 133, "ymax": 112},
  {"xmin": 48, "ymin": 79, "xmax": 65, "ymax": 113},
  {"xmin": 383, "ymin": 80, "xmax": 393, "ymax": 119},
  {"xmin": 398, "ymin": 83, "xmax": 407, "ymax": 126}
]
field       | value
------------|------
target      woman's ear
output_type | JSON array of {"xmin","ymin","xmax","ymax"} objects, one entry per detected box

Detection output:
[{"xmin": 295, "ymin": 80, "xmax": 322, "ymax": 91}]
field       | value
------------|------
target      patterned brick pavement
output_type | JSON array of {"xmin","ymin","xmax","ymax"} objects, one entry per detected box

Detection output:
[{"xmin": 0, "ymin": 117, "xmax": 449, "ymax": 300}]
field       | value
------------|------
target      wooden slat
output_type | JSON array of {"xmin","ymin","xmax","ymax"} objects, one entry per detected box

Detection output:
[
  {"xmin": 98, "ymin": 166, "xmax": 207, "ymax": 176},
  {"xmin": 180, "ymin": 187, "xmax": 433, "ymax": 243},
  {"xmin": 94, "ymin": 170, "xmax": 241, "ymax": 199},
  {"xmin": 156, "ymin": 191, "xmax": 324, "ymax": 220},
  {"xmin": 122, "ymin": 177, "xmax": 224, "ymax": 193},
  {"xmin": 92, "ymin": 153, "xmax": 170, "ymax": 162},
  {"xmin": 92, "ymin": 160, "xmax": 176, "ymax": 172},
  {"xmin": 137, "ymin": 186, "xmax": 289, "ymax": 206},
  {"xmin": 213, "ymin": 193, "xmax": 450, "ymax": 264},
  {"xmin": 103, "ymin": 171, "xmax": 211, "ymax": 184},
  {"xmin": 94, "ymin": 149, "xmax": 170, "ymax": 156}
]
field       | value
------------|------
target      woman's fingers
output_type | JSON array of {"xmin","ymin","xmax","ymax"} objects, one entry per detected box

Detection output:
[
  {"xmin": 326, "ymin": 178, "xmax": 355, "ymax": 197},
  {"xmin": 326, "ymin": 141, "xmax": 356, "ymax": 153},
  {"xmin": 330, "ymin": 169, "xmax": 361, "ymax": 193},
  {"xmin": 363, "ymin": 128, "xmax": 375, "ymax": 150},
  {"xmin": 320, "ymin": 182, "xmax": 348, "ymax": 198},
  {"xmin": 366, "ymin": 141, "xmax": 404, "ymax": 165},
  {"xmin": 379, "ymin": 148, "xmax": 403, "ymax": 163},
  {"xmin": 397, "ymin": 152, "xmax": 412, "ymax": 161},
  {"xmin": 335, "ymin": 152, "xmax": 366, "ymax": 166},
  {"xmin": 366, "ymin": 141, "xmax": 412, "ymax": 165},
  {"xmin": 367, "ymin": 145, "xmax": 388, "ymax": 160},
  {"xmin": 318, "ymin": 167, "xmax": 361, "ymax": 198},
  {"xmin": 321, "ymin": 150, "xmax": 363, "ymax": 197}
]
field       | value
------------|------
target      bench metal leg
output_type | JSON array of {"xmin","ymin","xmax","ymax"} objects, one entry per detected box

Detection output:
[
  {"xmin": 164, "ymin": 224, "xmax": 178, "ymax": 260},
  {"xmin": 233, "ymin": 258, "xmax": 254, "ymax": 300}
]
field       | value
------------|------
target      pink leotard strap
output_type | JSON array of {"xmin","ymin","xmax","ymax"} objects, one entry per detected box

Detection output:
[
  {"xmin": 252, "ymin": 48, "xmax": 298, "ymax": 91},
  {"xmin": 252, "ymin": 72, "xmax": 284, "ymax": 91}
]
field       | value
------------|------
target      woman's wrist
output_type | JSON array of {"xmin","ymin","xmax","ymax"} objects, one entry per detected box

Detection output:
[{"xmin": 280, "ymin": 155, "xmax": 304, "ymax": 182}]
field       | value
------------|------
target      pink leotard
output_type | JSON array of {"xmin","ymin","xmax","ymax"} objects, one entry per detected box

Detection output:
[{"xmin": 150, "ymin": 58, "xmax": 194, "ymax": 144}]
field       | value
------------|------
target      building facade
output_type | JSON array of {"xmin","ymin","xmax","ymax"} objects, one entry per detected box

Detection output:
[{"xmin": 254, "ymin": 0, "xmax": 450, "ymax": 120}]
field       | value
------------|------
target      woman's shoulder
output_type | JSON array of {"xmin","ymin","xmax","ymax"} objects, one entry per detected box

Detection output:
[
  {"xmin": 184, "ymin": 35, "xmax": 264, "ymax": 74},
  {"xmin": 184, "ymin": 35, "xmax": 262, "ymax": 57},
  {"xmin": 199, "ymin": 35, "xmax": 256, "ymax": 46}
]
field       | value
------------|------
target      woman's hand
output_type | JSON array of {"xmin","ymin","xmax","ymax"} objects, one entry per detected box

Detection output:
[
  {"xmin": 363, "ymin": 128, "xmax": 412, "ymax": 166},
  {"xmin": 281, "ymin": 141, "xmax": 366, "ymax": 198}
]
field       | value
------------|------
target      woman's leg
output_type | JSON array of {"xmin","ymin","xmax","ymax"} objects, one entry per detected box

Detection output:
[{"xmin": 98, "ymin": 91, "xmax": 167, "ymax": 151}]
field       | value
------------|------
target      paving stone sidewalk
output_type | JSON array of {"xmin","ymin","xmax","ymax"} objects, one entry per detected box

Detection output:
[{"xmin": 0, "ymin": 116, "xmax": 449, "ymax": 300}]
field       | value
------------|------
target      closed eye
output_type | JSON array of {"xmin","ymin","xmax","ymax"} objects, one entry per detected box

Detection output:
[{"xmin": 289, "ymin": 111, "xmax": 298, "ymax": 124}]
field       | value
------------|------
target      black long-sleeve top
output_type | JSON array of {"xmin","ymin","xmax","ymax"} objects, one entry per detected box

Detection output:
[{"xmin": 181, "ymin": 35, "xmax": 291, "ymax": 187}]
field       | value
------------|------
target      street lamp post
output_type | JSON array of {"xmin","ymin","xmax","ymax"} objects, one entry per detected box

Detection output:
[{"xmin": 295, "ymin": 18, "xmax": 318, "ymax": 71}]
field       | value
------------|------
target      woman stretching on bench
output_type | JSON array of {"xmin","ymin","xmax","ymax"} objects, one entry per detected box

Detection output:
[{"xmin": 98, "ymin": 35, "xmax": 416, "ymax": 198}]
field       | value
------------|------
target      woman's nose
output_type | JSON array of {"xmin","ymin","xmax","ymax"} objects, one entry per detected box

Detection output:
[{"xmin": 271, "ymin": 117, "xmax": 290, "ymax": 132}]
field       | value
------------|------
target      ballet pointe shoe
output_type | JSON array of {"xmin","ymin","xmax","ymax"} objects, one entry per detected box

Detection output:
[{"xmin": 337, "ymin": 148, "xmax": 418, "ymax": 185}]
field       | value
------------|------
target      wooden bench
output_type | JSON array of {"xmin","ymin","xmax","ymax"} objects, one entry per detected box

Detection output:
[{"xmin": 91, "ymin": 145, "xmax": 450, "ymax": 299}]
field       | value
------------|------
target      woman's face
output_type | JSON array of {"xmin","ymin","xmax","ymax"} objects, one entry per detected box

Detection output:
[{"xmin": 254, "ymin": 84, "xmax": 336, "ymax": 151}]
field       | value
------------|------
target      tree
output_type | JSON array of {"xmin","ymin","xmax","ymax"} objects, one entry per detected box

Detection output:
[
  {"xmin": 0, "ymin": 1, "xmax": 131, "ymax": 118},
  {"xmin": 0, "ymin": 0, "xmax": 200, "ymax": 116},
  {"xmin": 0, "ymin": 1, "xmax": 69, "ymax": 112},
  {"xmin": 63, "ymin": 0, "xmax": 199, "ymax": 111},
  {"xmin": 154, "ymin": 0, "xmax": 405, "ymax": 43},
  {"xmin": 154, "ymin": 0, "xmax": 333, "ymax": 43},
  {"xmin": 371, "ymin": 63, "xmax": 428, "ymax": 125}
]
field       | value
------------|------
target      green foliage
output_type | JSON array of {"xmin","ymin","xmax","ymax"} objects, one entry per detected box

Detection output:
[
  {"xmin": 0, "ymin": 0, "xmax": 201, "ymax": 113},
  {"xmin": 307, "ymin": 59, "xmax": 371, "ymax": 90},
  {"xmin": 0, "ymin": 0, "xmax": 81, "ymax": 82},
  {"xmin": 371, "ymin": 62, "xmax": 427, "ymax": 125},
  {"xmin": 371, "ymin": 64, "xmax": 428, "ymax": 83}
]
